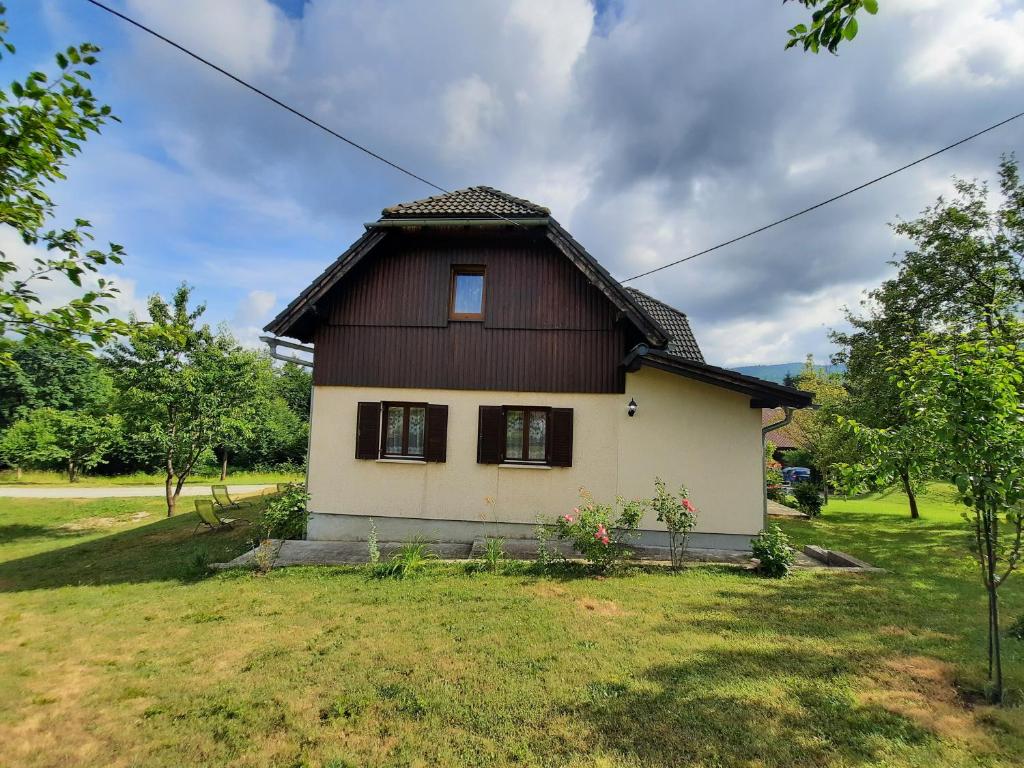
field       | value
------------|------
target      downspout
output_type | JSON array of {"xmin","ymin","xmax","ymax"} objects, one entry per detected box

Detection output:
[{"xmin": 761, "ymin": 407, "xmax": 795, "ymax": 530}]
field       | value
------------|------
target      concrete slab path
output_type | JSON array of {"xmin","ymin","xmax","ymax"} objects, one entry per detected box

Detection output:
[{"xmin": 0, "ymin": 484, "xmax": 274, "ymax": 499}]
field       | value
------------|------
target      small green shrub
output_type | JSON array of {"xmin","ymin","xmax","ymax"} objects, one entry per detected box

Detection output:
[
  {"xmin": 261, "ymin": 482, "xmax": 309, "ymax": 539},
  {"xmin": 1009, "ymin": 614, "xmax": 1024, "ymax": 641},
  {"xmin": 551, "ymin": 489, "xmax": 645, "ymax": 571},
  {"xmin": 793, "ymin": 481, "xmax": 824, "ymax": 517},
  {"xmin": 372, "ymin": 537, "xmax": 436, "ymax": 579},
  {"xmin": 751, "ymin": 524, "xmax": 796, "ymax": 578},
  {"xmin": 534, "ymin": 516, "xmax": 556, "ymax": 570}
]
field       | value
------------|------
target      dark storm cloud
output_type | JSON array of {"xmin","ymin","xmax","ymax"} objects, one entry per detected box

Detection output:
[{"xmin": 53, "ymin": 0, "xmax": 1024, "ymax": 363}]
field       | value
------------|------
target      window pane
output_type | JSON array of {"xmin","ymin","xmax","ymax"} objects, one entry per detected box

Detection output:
[
  {"xmin": 505, "ymin": 410, "xmax": 523, "ymax": 460},
  {"xmin": 528, "ymin": 411, "xmax": 546, "ymax": 460},
  {"xmin": 407, "ymin": 407, "xmax": 425, "ymax": 456},
  {"xmin": 453, "ymin": 273, "xmax": 484, "ymax": 315},
  {"xmin": 386, "ymin": 406, "xmax": 404, "ymax": 455}
]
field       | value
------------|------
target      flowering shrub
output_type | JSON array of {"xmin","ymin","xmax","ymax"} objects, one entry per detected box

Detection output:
[
  {"xmin": 649, "ymin": 477, "xmax": 699, "ymax": 569},
  {"xmin": 552, "ymin": 489, "xmax": 645, "ymax": 571}
]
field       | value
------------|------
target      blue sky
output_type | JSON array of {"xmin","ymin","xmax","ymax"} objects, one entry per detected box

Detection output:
[{"xmin": 3, "ymin": 1, "xmax": 1023, "ymax": 364}]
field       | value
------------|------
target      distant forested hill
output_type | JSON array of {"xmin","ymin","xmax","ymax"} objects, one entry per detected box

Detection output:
[{"xmin": 731, "ymin": 362, "xmax": 845, "ymax": 384}]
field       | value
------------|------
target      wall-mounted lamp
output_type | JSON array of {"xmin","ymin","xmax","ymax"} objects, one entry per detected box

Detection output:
[{"xmin": 627, "ymin": 398, "xmax": 638, "ymax": 417}]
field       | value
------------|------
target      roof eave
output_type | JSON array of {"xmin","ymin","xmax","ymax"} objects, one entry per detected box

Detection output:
[{"xmin": 640, "ymin": 351, "xmax": 813, "ymax": 409}]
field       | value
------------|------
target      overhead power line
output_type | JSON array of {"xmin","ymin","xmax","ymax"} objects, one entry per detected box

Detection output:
[
  {"xmin": 621, "ymin": 109, "xmax": 1024, "ymax": 283},
  {"xmin": 86, "ymin": 0, "xmax": 1020, "ymax": 277},
  {"xmin": 83, "ymin": 0, "xmax": 523, "ymax": 228}
]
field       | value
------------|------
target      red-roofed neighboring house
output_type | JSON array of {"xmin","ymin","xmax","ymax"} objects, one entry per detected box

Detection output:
[{"xmin": 762, "ymin": 408, "xmax": 807, "ymax": 462}]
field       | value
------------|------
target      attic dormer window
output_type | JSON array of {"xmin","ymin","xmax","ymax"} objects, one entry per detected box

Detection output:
[{"xmin": 450, "ymin": 267, "xmax": 485, "ymax": 320}]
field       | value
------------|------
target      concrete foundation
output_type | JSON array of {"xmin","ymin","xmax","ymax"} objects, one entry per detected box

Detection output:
[{"xmin": 307, "ymin": 511, "xmax": 754, "ymax": 552}]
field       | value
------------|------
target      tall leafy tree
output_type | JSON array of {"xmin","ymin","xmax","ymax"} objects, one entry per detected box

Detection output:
[
  {"xmin": 834, "ymin": 156, "xmax": 1024, "ymax": 517},
  {"xmin": 0, "ymin": 338, "xmax": 112, "ymax": 430},
  {"xmin": 898, "ymin": 323, "xmax": 1024, "ymax": 704},
  {"xmin": 108, "ymin": 285, "xmax": 262, "ymax": 516},
  {"xmin": 0, "ymin": 5, "xmax": 127, "ymax": 367},
  {"xmin": 0, "ymin": 406, "xmax": 119, "ymax": 482},
  {"xmin": 210, "ymin": 344, "xmax": 274, "ymax": 480}
]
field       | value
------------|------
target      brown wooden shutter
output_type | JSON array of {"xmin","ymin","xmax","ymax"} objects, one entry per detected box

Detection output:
[
  {"xmin": 355, "ymin": 402, "xmax": 381, "ymax": 460},
  {"xmin": 477, "ymin": 406, "xmax": 504, "ymax": 464},
  {"xmin": 425, "ymin": 404, "xmax": 448, "ymax": 462},
  {"xmin": 548, "ymin": 408, "xmax": 574, "ymax": 467}
]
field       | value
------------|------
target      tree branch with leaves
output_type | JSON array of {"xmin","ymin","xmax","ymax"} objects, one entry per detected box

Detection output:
[
  {"xmin": 0, "ymin": 4, "xmax": 127, "ymax": 368},
  {"xmin": 784, "ymin": 0, "xmax": 879, "ymax": 53}
]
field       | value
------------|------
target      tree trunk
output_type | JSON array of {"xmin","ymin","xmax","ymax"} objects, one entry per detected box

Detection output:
[
  {"xmin": 67, "ymin": 460, "xmax": 77, "ymax": 484},
  {"xmin": 165, "ymin": 451, "xmax": 176, "ymax": 518},
  {"xmin": 165, "ymin": 473, "xmax": 176, "ymax": 517},
  {"xmin": 220, "ymin": 447, "xmax": 229, "ymax": 482},
  {"xmin": 16, "ymin": 466, "xmax": 22, "ymax": 480},
  {"xmin": 987, "ymin": 509, "xmax": 1003, "ymax": 704},
  {"xmin": 899, "ymin": 469, "xmax": 919, "ymax": 519}
]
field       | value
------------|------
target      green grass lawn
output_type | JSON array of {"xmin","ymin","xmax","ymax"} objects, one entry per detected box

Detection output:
[
  {"xmin": 0, "ymin": 469, "xmax": 304, "ymax": 486},
  {"xmin": 0, "ymin": 485, "xmax": 1021, "ymax": 767}
]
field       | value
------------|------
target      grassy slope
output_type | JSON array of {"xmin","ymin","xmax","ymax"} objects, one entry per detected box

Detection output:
[
  {"xmin": 0, "ymin": 469, "xmax": 304, "ymax": 486},
  {"xmin": 0, "ymin": 486, "xmax": 1021, "ymax": 768}
]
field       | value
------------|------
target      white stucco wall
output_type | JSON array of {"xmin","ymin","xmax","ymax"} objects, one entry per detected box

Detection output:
[{"xmin": 306, "ymin": 366, "xmax": 764, "ymax": 538}]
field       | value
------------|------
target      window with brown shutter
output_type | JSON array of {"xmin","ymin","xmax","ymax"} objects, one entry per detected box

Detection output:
[
  {"xmin": 477, "ymin": 405, "xmax": 573, "ymax": 466},
  {"xmin": 548, "ymin": 408, "xmax": 574, "ymax": 467},
  {"xmin": 355, "ymin": 402, "xmax": 381, "ymax": 459},
  {"xmin": 425, "ymin": 404, "xmax": 448, "ymax": 462},
  {"xmin": 356, "ymin": 401, "xmax": 448, "ymax": 462}
]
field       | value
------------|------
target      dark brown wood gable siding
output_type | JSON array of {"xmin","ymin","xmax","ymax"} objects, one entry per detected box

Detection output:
[{"xmin": 312, "ymin": 231, "xmax": 629, "ymax": 393}]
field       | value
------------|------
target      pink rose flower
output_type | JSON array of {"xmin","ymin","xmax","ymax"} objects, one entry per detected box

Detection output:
[
  {"xmin": 563, "ymin": 514, "xmax": 574, "ymax": 523},
  {"xmin": 682, "ymin": 499, "xmax": 695, "ymax": 512}
]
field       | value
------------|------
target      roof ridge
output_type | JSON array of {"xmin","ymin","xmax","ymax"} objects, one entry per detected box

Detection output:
[
  {"xmin": 380, "ymin": 185, "xmax": 549, "ymax": 218},
  {"xmin": 624, "ymin": 286, "xmax": 690, "ymax": 318},
  {"xmin": 476, "ymin": 185, "xmax": 550, "ymax": 214}
]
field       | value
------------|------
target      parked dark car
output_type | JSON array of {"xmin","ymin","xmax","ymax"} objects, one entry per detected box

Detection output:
[{"xmin": 782, "ymin": 467, "xmax": 812, "ymax": 484}]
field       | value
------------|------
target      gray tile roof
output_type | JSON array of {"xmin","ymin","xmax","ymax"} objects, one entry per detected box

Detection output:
[
  {"xmin": 624, "ymin": 287, "xmax": 704, "ymax": 363},
  {"xmin": 381, "ymin": 186, "xmax": 550, "ymax": 218}
]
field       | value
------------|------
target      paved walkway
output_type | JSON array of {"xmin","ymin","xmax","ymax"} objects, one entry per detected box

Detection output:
[{"xmin": 0, "ymin": 484, "xmax": 275, "ymax": 499}]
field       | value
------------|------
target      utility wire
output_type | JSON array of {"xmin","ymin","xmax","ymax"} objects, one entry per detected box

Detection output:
[
  {"xmin": 83, "ymin": 0, "xmax": 522, "ymax": 227},
  {"xmin": 621, "ymin": 109, "xmax": 1024, "ymax": 283},
  {"xmin": 85, "ymin": 0, "xmax": 1020, "ymax": 274}
]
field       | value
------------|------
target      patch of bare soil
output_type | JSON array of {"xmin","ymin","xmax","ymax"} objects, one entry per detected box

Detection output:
[
  {"xmin": 59, "ymin": 511, "xmax": 151, "ymax": 531},
  {"xmin": 858, "ymin": 655, "xmax": 994, "ymax": 748},
  {"xmin": 577, "ymin": 598, "xmax": 624, "ymax": 617}
]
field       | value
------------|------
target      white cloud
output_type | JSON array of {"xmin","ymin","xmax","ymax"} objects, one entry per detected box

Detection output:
[
  {"xmin": 900, "ymin": 0, "xmax": 1024, "ymax": 87},
  {"xmin": 125, "ymin": 0, "xmax": 296, "ymax": 79},
  {"xmin": 442, "ymin": 75, "xmax": 503, "ymax": 156},
  {"xmin": 234, "ymin": 289, "xmax": 277, "ymax": 326}
]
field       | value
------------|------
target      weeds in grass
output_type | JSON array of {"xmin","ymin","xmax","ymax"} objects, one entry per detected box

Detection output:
[
  {"xmin": 186, "ymin": 549, "xmax": 210, "ymax": 578},
  {"xmin": 372, "ymin": 537, "xmax": 436, "ymax": 579},
  {"xmin": 483, "ymin": 536, "xmax": 504, "ymax": 573},
  {"xmin": 1009, "ymin": 614, "xmax": 1024, "ymax": 641},
  {"xmin": 367, "ymin": 518, "xmax": 380, "ymax": 564}
]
